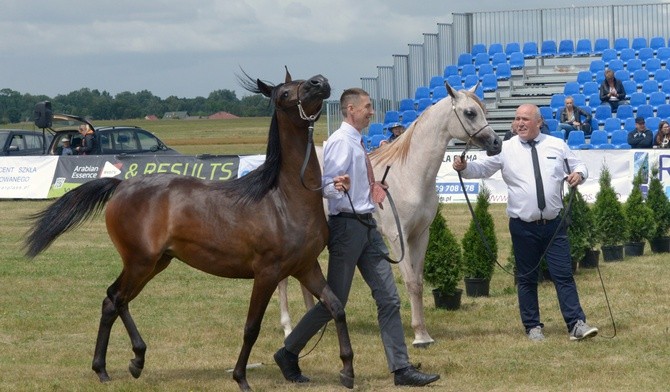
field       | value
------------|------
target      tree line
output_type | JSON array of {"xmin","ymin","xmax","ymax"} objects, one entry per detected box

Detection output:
[{"xmin": 0, "ymin": 87, "xmax": 273, "ymax": 124}]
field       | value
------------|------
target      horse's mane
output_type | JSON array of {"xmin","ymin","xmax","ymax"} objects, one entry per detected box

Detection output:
[
  {"xmin": 215, "ymin": 113, "xmax": 282, "ymax": 204},
  {"xmin": 369, "ymin": 89, "xmax": 485, "ymax": 166}
]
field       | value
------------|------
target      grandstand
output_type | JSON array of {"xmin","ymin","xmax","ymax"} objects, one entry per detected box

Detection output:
[{"xmin": 326, "ymin": 3, "xmax": 670, "ymax": 151}]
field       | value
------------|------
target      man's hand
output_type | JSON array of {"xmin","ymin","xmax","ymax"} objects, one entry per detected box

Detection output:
[
  {"xmin": 566, "ymin": 172, "xmax": 583, "ymax": 188},
  {"xmin": 453, "ymin": 156, "xmax": 467, "ymax": 171},
  {"xmin": 333, "ymin": 175, "xmax": 350, "ymax": 192}
]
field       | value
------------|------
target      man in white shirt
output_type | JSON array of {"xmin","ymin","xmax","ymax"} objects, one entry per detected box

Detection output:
[
  {"xmin": 453, "ymin": 104, "xmax": 598, "ymax": 342},
  {"xmin": 274, "ymin": 88, "xmax": 440, "ymax": 387}
]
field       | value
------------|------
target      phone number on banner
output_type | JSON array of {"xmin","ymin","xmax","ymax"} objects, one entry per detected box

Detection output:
[{"xmin": 435, "ymin": 182, "xmax": 478, "ymax": 195}]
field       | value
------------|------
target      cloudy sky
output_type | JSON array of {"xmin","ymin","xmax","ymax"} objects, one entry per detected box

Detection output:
[{"xmin": 0, "ymin": 0, "xmax": 658, "ymax": 100}]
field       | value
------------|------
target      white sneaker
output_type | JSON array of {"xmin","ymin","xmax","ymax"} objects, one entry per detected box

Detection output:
[
  {"xmin": 527, "ymin": 326, "xmax": 545, "ymax": 341},
  {"xmin": 570, "ymin": 320, "xmax": 598, "ymax": 341}
]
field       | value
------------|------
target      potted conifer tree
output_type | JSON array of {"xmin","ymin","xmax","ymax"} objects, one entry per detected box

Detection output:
[
  {"xmin": 462, "ymin": 185, "xmax": 497, "ymax": 297},
  {"xmin": 565, "ymin": 188, "xmax": 599, "ymax": 268},
  {"xmin": 646, "ymin": 164, "xmax": 670, "ymax": 253},
  {"xmin": 623, "ymin": 169, "xmax": 656, "ymax": 256},
  {"xmin": 593, "ymin": 166, "xmax": 628, "ymax": 261},
  {"xmin": 424, "ymin": 204, "xmax": 463, "ymax": 310}
]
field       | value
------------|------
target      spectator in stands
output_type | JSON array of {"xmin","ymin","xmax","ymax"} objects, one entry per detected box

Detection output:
[
  {"xmin": 75, "ymin": 124, "xmax": 96, "ymax": 155},
  {"xmin": 274, "ymin": 87, "xmax": 440, "ymax": 388},
  {"xmin": 380, "ymin": 122, "xmax": 405, "ymax": 146},
  {"xmin": 654, "ymin": 121, "xmax": 670, "ymax": 148},
  {"xmin": 453, "ymin": 103, "xmax": 598, "ymax": 343},
  {"xmin": 628, "ymin": 117, "xmax": 654, "ymax": 149},
  {"xmin": 558, "ymin": 96, "xmax": 592, "ymax": 140},
  {"xmin": 57, "ymin": 137, "xmax": 73, "ymax": 155},
  {"xmin": 599, "ymin": 69, "xmax": 626, "ymax": 113}
]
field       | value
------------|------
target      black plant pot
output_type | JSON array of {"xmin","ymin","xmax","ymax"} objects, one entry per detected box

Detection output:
[
  {"xmin": 601, "ymin": 244, "xmax": 624, "ymax": 262},
  {"xmin": 624, "ymin": 241, "xmax": 645, "ymax": 257},
  {"xmin": 464, "ymin": 277, "xmax": 490, "ymax": 297},
  {"xmin": 649, "ymin": 236, "xmax": 670, "ymax": 253},
  {"xmin": 580, "ymin": 249, "xmax": 600, "ymax": 269},
  {"xmin": 432, "ymin": 288, "xmax": 462, "ymax": 310}
]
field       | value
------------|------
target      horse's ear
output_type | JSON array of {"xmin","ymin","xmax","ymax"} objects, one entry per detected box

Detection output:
[
  {"xmin": 284, "ymin": 66, "xmax": 292, "ymax": 83},
  {"xmin": 445, "ymin": 82, "xmax": 458, "ymax": 99},
  {"xmin": 468, "ymin": 82, "xmax": 480, "ymax": 94},
  {"xmin": 256, "ymin": 79, "xmax": 273, "ymax": 98}
]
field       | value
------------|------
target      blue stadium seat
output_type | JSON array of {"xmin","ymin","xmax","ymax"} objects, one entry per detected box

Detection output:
[
  {"xmin": 645, "ymin": 57, "xmax": 661, "ymax": 76},
  {"xmin": 594, "ymin": 105, "xmax": 612, "ymax": 124},
  {"xmin": 633, "ymin": 69, "xmax": 650, "ymax": 87},
  {"xmin": 616, "ymin": 104, "xmax": 634, "ymax": 123},
  {"xmin": 662, "ymin": 80, "xmax": 670, "ymax": 98},
  {"xmin": 641, "ymin": 79, "xmax": 659, "ymax": 96},
  {"xmin": 624, "ymin": 117, "xmax": 637, "ymax": 131},
  {"xmin": 523, "ymin": 41, "xmax": 538, "ymax": 58},
  {"xmin": 478, "ymin": 63, "xmax": 495, "ymax": 79},
  {"xmin": 491, "ymin": 52, "xmax": 507, "ymax": 69},
  {"xmin": 593, "ymin": 38, "xmax": 610, "ymax": 55},
  {"xmin": 509, "ymin": 51, "xmax": 525, "ymax": 69},
  {"xmin": 626, "ymin": 59, "xmax": 643, "ymax": 73},
  {"xmin": 614, "ymin": 37, "xmax": 630, "ymax": 54},
  {"xmin": 572, "ymin": 94, "xmax": 587, "ymax": 108},
  {"xmin": 563, "ymin": 81, "xmax": 580, "ymax": 96},
  {"xmin": 540, "ymin": 40, "xmax": 557, "ymax": 57},
  {"xmin": 655, "ymin": 68, "xmax": 670, "ymax": 86},
  {"xmin": 577, "ymin": 70, "xmax": 593, "ymax": 87},
  {"xmin": 369, "ymin": 134, "xmax": 386, "ymax": 150},
  {"xmin": 596, "ymin": 71, "xmax": 605, "ymax": 84},
  {"xmin": 495, "ymin": 63, "xmax": 511, "ymax": 80},
  {"xmin": 457, "ymin": 53, "xmax": 473, "ymax": 70},
  {"xmin": 474, "ymin": 52, "xmax": 491, "ymax": 69},
  {"xmin": 539, "ymin": 106, "xmax": 554, "ymax": 120},
  {"xmin": 614, "ymin": 69, "xmax": 630, "ymax": 83},
  {"xmin": 367, "ymin": 122, "xmax": 384, "ymax": 137},
  {"xmin": 401, "ymin": 110, "xmax": 418, "ymax": 128},
  {"xmin": 637, "ymin": 104, "xmax": 654, "ymax": 120},
  {"xmin": 638, "ymin": 47, "xmax": 654, "ymax": 64},
  {"xmin": 488, "ymin": 43, "xmax": 504, "ymax": 59},
  {"xmin": 558, "ymin": 39, "xmax": 574, "ymax": 57},
  {"xmin": 632, "ymin": 37, "xmax": 647, "ymax": 53},
  {"xmin": 649, "ymin": 91, "xmax": 667, "ymax": 109},
  {"xmin": 611, "ymin": 129, "xmax": 632, "ymax": 149},
  {"xmin": 646, "ymin": 116, "xmax": 662, "ymax": 132},
  {"xmin": 588, "ymin": 93, "xmax": 602, "ymax": 108},
  {"xmin": 623, "ymin": 80, "xmax": 637, "ymax": 99},
  {"xmin": 657, "ymin": 104, "xmax": 670, "ymax": 120},
  {"xmin": 591, "ymin": 130, "xmax": 614, "ymax": 148},
  {"xmin": 446, "ymin": 74, "xmax": 463, "ymax": 89},
  {"xmin": 650, "ymin": 36, "xmax": 666, "ymax": 53},
  {"xmin": 550, "ymin": 130, "xmax": 565, "ymax": 139},
  {"xmin": 399, "ymin": 98, "xmax": 415, "ymax": 112},
  {"xmin": 383, "ymin": 111, "xmax": 400, "ymax": 125},
  {"xmin": 567, "ymin": 130, "xmax": 591, "ymax": 149},
  {"xmin": 463, "ymin": 74, "xmax": 479, "ymax": 90},
  {"xmin": 550, "ymin": 94, "xmax": 566, "ymax": 113},
  {"xmin": 481, "ymin": 73, "xmax": 498, "ymax": 92},
  {"xmin": 505, "ymin": 42, "xmax": 521, "ymax": 57},
  {"xmin": 619, "ymin": 48, "xmax": 636, "ymax": 63},
  {"xmin": 583, "ymin": 82, "xmax": 600, "ymax": 97},
  {"xmin": 443, "ymin": 65, "xmax": 459, "ymax": 78},
  {"xmin": 431, "ymin": 86, "xmax": 448, "ymax": 103},
  {"xmin": 471, "ymin": 43, "xmax": 487, "ymax": 56},
  {"xmin": 609, "ymin": 59, "xmax": 625, "ymax": 72},
  {"xmin": 603, "ymin": 118, "xmax": 622, "ymax": 136},
  {"xmin": 657, "ymin": 47, "xmax": 670, "ymax": 65},
  {"xmin": 416, "ymin": 98, "xmax": 433, "ymax": 113},
  {"xmin": 545, "ymin": 119, "xmax": 558, "ymax": 132},
  {"xmin": 601, "ymin": 49, "xmax": 618, "ymax": 64},
  {"xmin": 414, "ymin": 86, "xmax": 430, "ymax": 103},
  {"xmin": 429, "ymin": 75, "xmax": 445, "ymax": 93},
  {"xmin": 460, "ymin": 64, "xmax": 477, "ymax": 80},
  {"xmin": 575, "ymin": 39, "xmax": 592, "ymax": 56},
  {"xmin": 589, "ymin": 60, "xmax": 605, "ymax": 75},
  {"xmin": 629, "ymin": 92, "xmax": 647, "ymax": 109}
]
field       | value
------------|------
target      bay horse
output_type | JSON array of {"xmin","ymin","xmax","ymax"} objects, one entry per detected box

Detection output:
[
  {"xmin": 277, "ymin": 84, "xmax": 502, "ymax": 347},
  {"xmin": 24, "ymin": 69, "xmax": 355, "ymax": 392}
]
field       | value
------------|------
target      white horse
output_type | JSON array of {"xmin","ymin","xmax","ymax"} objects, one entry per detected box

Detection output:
[{"xmin": 277, "ymin": 84, "xmax": 502, "ymax": 347}]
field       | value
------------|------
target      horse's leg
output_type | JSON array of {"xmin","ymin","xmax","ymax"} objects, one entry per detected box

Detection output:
[
  {"xmin": 296, "ymin": 264, "xmax": 354, "ymax": 389},
  {"xmin": 232, "ymin": 277, "xmax": 276, "ymax": 392},
  {"xmin": 91, "ymin": 255, "xmax": 172, "ymax": 382},
  {"xmin": 397, "ymin": 232, "xmax": 435, "ymax": 348},
  {"xmin": 277, "ymin": 278, "xmax": 293, "ymax": 337},
  {"xmin": 300, "ymin": 283, "xmax": 316, "ymax": 310}
]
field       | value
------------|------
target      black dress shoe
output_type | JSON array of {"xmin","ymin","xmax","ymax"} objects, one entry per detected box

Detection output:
[
  {"xmin": 393, "ymin": 365, "xmax": 440, "ymax": 387},
  {"xmin": 274, "ymin": 347, "xmax": 310, "ymax": 383}
]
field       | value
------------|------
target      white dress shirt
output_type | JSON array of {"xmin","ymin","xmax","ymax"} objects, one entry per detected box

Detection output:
[
  {"xmin": 460, "ymin": 133, "xmax": 587, "ymax": 222},
  {"xmin": 322, "ymin": 122, "xmax": 375, "ymax": 215}
]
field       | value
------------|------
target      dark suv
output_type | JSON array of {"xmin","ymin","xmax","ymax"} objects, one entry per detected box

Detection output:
[
  {"xmin": 47, "ymin": 114, "xmax": 178, "ymax": 156},
  {"xmin": 0, "ymin": 129, "xmax": 50, "ymax": 156}
]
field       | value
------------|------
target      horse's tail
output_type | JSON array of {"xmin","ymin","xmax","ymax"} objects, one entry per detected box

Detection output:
[{"xmin": 24, "ymin": 178, "xmax": 122, "ymax": 259}]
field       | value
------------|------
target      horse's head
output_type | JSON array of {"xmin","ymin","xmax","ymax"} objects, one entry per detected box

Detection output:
[
  {"xmin": 444, "ymin": 83, "xmax": 502, "ymax": 156},
  {"xmin": 240, "ymin": 67, "xmax": 330, "ymax": 122}
]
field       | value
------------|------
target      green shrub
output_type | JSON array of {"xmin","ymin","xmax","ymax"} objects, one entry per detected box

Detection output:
[
  {"xmin": 646, "ymin": 164, "xmax": 670, "ymax": 239},
  {"xmin": 564, "ymin": 188, "xmax": 596, "ymax": 262},
  {"xmin": 462, "ymin": 186, "xmax": 497, "ymax": 280},
  {"xmin": 424, "ymin": 204, "xmax": 463, "ymax": 294},
  {"xmin": 593, "ymin": 166, "xmax": 628, "ymax": 246},
  {"xmin": 624, "ymin": 169, "xmax": 656, "ymax": 242}
]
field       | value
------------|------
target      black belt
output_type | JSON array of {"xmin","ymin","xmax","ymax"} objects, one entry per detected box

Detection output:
[
  {"xmin": 512, "ymin": 217, "xmax": 558, "ymax": 225},
  {"xmin": 333, "ymin": 212, "xmax": 373, "ymax": 220}
]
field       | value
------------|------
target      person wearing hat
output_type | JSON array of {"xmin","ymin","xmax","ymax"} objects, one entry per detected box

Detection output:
[
  {"xmin": 57, "ymin": 137, "xmax": 73, "ymax": 155},
  {"xmin": 380, "ymin": 122, "xmax": 405, "ymax": 146},
  {"xmin": 628, "ymin": 117, "xmax": 653, "ymax": 149}
]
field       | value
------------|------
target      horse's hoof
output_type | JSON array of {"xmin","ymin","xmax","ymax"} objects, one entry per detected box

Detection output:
[
  {"xmin": 339, "ymin": 371, "xmax": 354, "ymax": 389},
  {"xmin": 412, "ymin": 338, "xmax": 435, "ymax": 349},
  {"xmin": 129, "ymin": 360, "xmax": 144, "ymax": 379},
  {"xmin": 97, "ymin": 372, "xmax": 111, "ymax": 383}
]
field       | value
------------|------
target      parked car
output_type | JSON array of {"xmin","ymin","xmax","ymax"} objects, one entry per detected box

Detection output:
[
  {"xmin": 0, "ymin": 129, "xmax": 50, "ymax": 156},
  {"xmin": 47, "ymin": 114, "xmax": 179, "ymax": 156}
]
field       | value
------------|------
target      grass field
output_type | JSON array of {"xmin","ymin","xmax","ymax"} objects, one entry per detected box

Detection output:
[{"xmin": 1, "ymin": 117, "xmax": 669, "ymax": 391}]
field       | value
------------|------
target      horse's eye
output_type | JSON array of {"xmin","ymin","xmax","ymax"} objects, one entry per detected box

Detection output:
[
  {"xmin": 281, "ymin": 91, "xmax": 289, "ymax": 99},
  {"xmin": 464, "ymin": 109, "xmax": 476, "ymax": 119}
]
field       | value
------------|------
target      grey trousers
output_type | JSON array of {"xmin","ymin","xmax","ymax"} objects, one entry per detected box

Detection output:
[{"xmin": 283, "ymin": 214, "xmax": 410, "ymax": 372}]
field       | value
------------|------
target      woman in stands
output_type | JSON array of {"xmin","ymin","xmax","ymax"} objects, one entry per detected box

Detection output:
[
  {"xmin": 558, "ymin": 96, "xmax": 592, "ymax": 141},
  {"xmin": 599, "ymin": 69, "xmax": 626, "ymax": 113},
  {"xmin": 655, "ymin": 121, "xmax": 670, "ymax": 148}
]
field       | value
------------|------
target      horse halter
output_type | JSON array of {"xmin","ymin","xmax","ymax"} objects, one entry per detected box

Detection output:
[{"xmin": 451, "ymin": 101, "xmax": 491, "ymax": 158}]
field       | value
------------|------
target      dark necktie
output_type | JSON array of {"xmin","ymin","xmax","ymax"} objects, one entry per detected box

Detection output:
[{"xmin": 527, "ymin": 140, "xmax": 546, "ymax": 211}]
